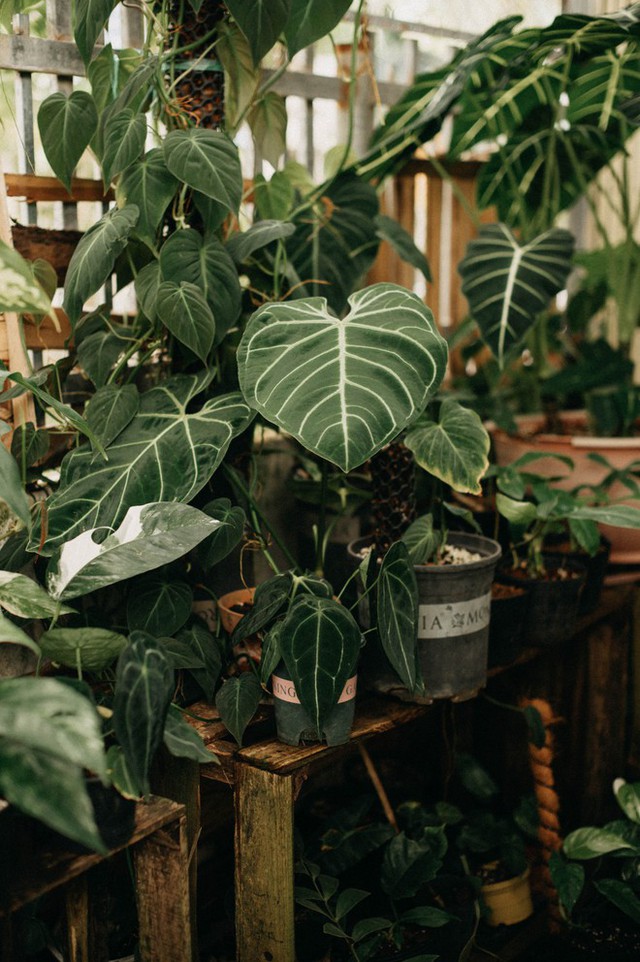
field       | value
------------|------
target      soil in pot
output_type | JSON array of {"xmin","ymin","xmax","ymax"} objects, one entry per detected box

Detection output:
[
  {"xmin": 488, "ymin": 582, "xmax": 529, "ymax": 668},
  {"xmin": 272, "ymin": 662, "xmax": 356, "ymax": 747},
  {"xmin": 217, "ymin": 587, "xmax": 262, "ymax": 666},
  {"xmin": 498, "ymin": 555, "xmax": 587, "ymax": 647}
]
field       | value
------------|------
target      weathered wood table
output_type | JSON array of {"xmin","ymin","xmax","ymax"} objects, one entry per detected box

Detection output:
[{"xmin": 0, "ymin": 796, "xmax": 191, "ymax": 962}]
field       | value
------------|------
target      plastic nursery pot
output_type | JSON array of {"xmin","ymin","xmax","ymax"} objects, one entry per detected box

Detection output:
[
  {"xmin": 217, "ymin": 587, "xmax": 256, "ymax": 634},
  {"xmin": 498, "ymin": 555, "xmax": 587, "ymax": 647},
  {"xmin": 488, "ymin": 582, "xmax": 530, "ymax": 669},
  {"xmin": 481, "ymin": 866, "xmax": 533, "ymax": 927},
  {"xmin": 543, "ymin": 535, "xmax": 611, "ymax": 616},
  {"xmin": 271, "ymin": 662, "xmax": 357, "ymax": 747}
]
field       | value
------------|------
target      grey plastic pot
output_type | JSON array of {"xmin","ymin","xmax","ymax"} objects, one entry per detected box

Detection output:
[{"xmin": 271, "ymin": 662, "xmax": 357, "ymax": 746}]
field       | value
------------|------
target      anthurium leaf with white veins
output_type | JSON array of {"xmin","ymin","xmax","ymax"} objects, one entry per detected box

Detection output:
[
  {"xmin": 237, "ymin": 283, "xmax": 448, "ymax": 473},
  {"xmin": 404, "ymin": 400, "xmax": 490, "ymax": 496},
  {"xmin": 45, "ymin": 502, "xmax": 222, "ymax": 601},
  {"xmin": 85, "ymin": 384, "xmax": 139, "ymax": 450},
  {"xmin": 29, "ymin": 376, "xmax": 253, "ymax": 555}
]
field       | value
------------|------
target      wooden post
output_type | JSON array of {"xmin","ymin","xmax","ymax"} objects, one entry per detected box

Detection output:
[
  {"xmin": 133, "ymin": 813, "xmax": 193, "ymax": 962},
  {"xmin": 234, "ymin": 764, "xmax": 296, "ymax": 962}
]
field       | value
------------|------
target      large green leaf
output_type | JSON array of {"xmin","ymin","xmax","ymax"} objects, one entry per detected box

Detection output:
[
  {"xmin": 77, "ymin": 330, "xmax": 125, "ymax": 387},
  {"xmin": 376, "ymin": 542, "xmax": 420, "ymax": 693},
  {"xmin": 113, "ymin": 632, "xmax": 174, "ymax": 796},
  {"xmin": 73, "ymin": 0, "xmax": 120, "ymax": 64},
  {"xmin": 217, "ymin": 19, "xmax": 261, "ymax": 132},
  {"xmin": 226, "ymin": 220, "xmax": 296, "ymax": 264},
  {"xmin": 459, "ymin": 224, "xmax": 574, "ymax": 367},
  {"xmin": 63, "ymin": 205, "xmax": 139, "ymax": 326},
  {"xmin": 39, "ymin": 627, "xmax": 127, "ymax": 672},
  {"xmin": 85, "ymin": 384, "xmax": 139, "ymax": 450},
  {"xmin": 549, "ymin": 851, "xmax": 584, "ymax": 915},
  {"xmin": 127, "ymin": 578, "xmax": 193, "ymax": 636},
  {"xmin": 0, "ymin": 239, "xmax": 53, "ymax": 316},
  {"xmin": 284, "ymin": 0, "xmax": 352, "ymax": 59},
  {"xmin": 215, "ymin": 673, "xmax": 262, "ymax": 746},
  {"xmin": 198, "ymin": 498, "xmax": 246, "ymax": 569},
  {"xmin": 30, "ymin": 379, "xmax": 253, "ymax": 554},
  {"xmin": 176, "ymin": 622, "xmax": 222, "ymax": 700},
  {"xmin": 563, "ymin": 826, "xmax": 637, "ymax": 859},
  {"xmin": 0, "ymin": 676, "xmax": 106, "ymax": 776},
  {"xmin": 570, "ymin": 504, "xmax": 640, "ymax": 529},
  {"xmin": 156, "ymin": 281, "xmax": 215, "ymax": 361},
  {"xmin": 163, "ymin": 129, "xmax": 243, "ymax": 214},
  {"xmin": 404, "ymin": 400, "xmax": 490, "ymax": 496},
  {"xmin": 278, "ymin": 595, "xmax": 361, "ymax": 734},
  {"xmin": 238, "ymin": 283, "xmax": 448, "ymax": 473},
  {"xmin": 101, "ymin": 108, "xmax": 147, "ymax": 184},
  {"xmin": 225, "ymin": 0, "xmax": 290, "ymax": 65},
  {"xmin": 248, "ymin": 92, "xmax": 287, "ymax": 168},
  {"xmin": 0, "ymin": 572, "xmax": 73, "ymax": 619},
  {"xmin": 595, "ymin": 878, "xmax": 640, "ymax": 925},
  {"xmin": 117, "ymin": 149, "xmax": 178, "ymax": 241},
  {"xmin": 380, "ymin": 829, "xmax": 446, "ymax": 900},
  {"xmin": 0, "ymin": 443, "xmax": 30, "ymax": 528},
  {"xmin": 37, "ymin": 91, "xmax": 98, "ymax": 191},
  {"xmin": 45, "ymin": 502, "xmax": 222, "ymax": 600},
  {"xmin": 163, "ymin": 705, "xmax": 219, "ymax": 764},
  {"xmin": 159, "ymin": 229, "xmax": 241, "ymax": 343}
]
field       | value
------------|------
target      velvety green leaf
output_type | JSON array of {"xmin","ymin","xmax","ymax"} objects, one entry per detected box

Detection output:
[
  {"xmin": 156, "ymin": 281, "xmax": 215, "ymax": 361},
  {"xmin": 32, "ymin": 259, "xmax": 58, "ymax": 302},
  {"xmin": 63, "ymin": 205, "xmax": 139, "ymax": 326},
  {"xmin": 39, "ymin": 627, "xmax": 127, "ymax": 672},
  {"xmin": 11, "ymin": 422, "xmax": 48, "ymax": 468},
  {"xmin": 377, "ymin": 541, "xmax": 420, "ymax": 693},
  {"xmin": 85, "ymin": 384, "xmax": 139, "ymax": 450},
  {"xmin": 159, "ymin": 636, "xmax": 205, "ymax": 669},
  {"xmin": 225, "ymin": 0, "xmax": 290, "ymax": 64},
  {"xmin": 217, "ymin": 19, "xmax": 261, "ymax": 131},
  {"xmin": 232, "ymin": 572, "xmax": 292, "ymax": 642},
  {"xmin": 37, "ymin": 91, "xmax": 97, "ymax": 191},
  {"xmin": 113, "ymin": 632, "xmax": 174, "ymax": 796},
  {"xmin": 278, "ymin": 595, "xmax": 361, "ymax": 734},
  {"xmin": 614, "ymin": 779, "xmax": 640, "ymax": 824},
  {"xmin": 375, "ymin": 214, "xmax": 431, "ymax": 281},
  {"xmin": 101, "ymin": 108, "xmax": 147, "ymax": 184},
  {"xmin": 127, "ymin": 579, "xmax": 193, "ymax": 636},
  {"xmin": 549, "ymin": 851, "xmax": 584, "ymax": 915},
  {"xmin": 163, "ymin": 128, "xmax": 243, "ymax": 213},
  {"xmin": 0, "ymin": 611, "xmax": 40, "ymax": 655},
  {"xmin": 117, "ymin": 149, "xmax": 178, "ymax": 241},
  {"xmin": 159, "ymin": 229, "xmax": 241, "ymax": 343},
  {"xmin": 163, "ymin": 705, "xmax": 219, "ymax": 764},
  {"xmin": 73, "ymin": 0, "xmax": 120, "ymax": 64},
  {"xmin": 177, "ymin": 622, "xmax": 222, "ymax": 700},
  {"xmin": 381, "ymin": 830, "xmax": 446, "ymax": 899},
  {"xmin": 215, "ymin": 672, "xmax": 262, "ymax": 746},
  {"xmin": 0, "ymin": 676, "xmax": 106, "ymax": 775},
  {"xmin": 400, "ymin": 906, "xmax": 457, "ymax": 927},
  {"xmin": 595, "ymin": 878, "xmax": 640, "ymax": 924},
  {"xmin": 0, "ymin": 742, "xmax": 104, "ymax": 851},
  {"xmin": 46, "ymin": 502, "xmax": 221, "ymax": 601},
  {"xmin": 77, "ymin": 330, "xmax": 124, "ymax": 387},
  {"xmin": 563, "ymin": 827, "xmax": 636, "ymax": 859},
  {"xmin": 198, "ymin": 498, "xmax": 246, "ymax": 569},
  {"xmin": 226, "ymin": 220, "xmax": 296, "ymax": 265},
  {"xmin": 401, "ymin": 515, "xmax": 443, "ymax": 566},
  {"xmin": 248, "ymin": 92, "xmax": 287, "ymax": 167},
  {"xmin": 87, "ymin": 44, "xmax": 142, "ymax": 115},
  {"xmin": 405, "ymin": 400, "xmax": 490, "ymax": 495},
  {"xmin": 284, "ymin": 0, "xmax": 352, "ymax": 58},
  {"xmin": 253, "ymin": 170, "xmax": 295, "ymax": 220},
  {"xmin": 456, "ymin": 753, "xmax": 498, "ymax": 800},
  {"xmin": 30, "ymin": 379, "xmax": 253, "ymax": 554},
  {"xmin": 0, "ymin": 572, "xmax": 73, "ymax": 619},
  {"xmin": 134, "ymin": 260, "xmax": 160, "ymax": 320},
  {"xmin": 0, "ymin": 239, "xmax": 53, "ymax": 315},
  {"xmin": 238, "ymin": 283, "xmax": 448, "ymax": 473},
  {"xmin": 459, "ymin": 225, "xmax": 575, "ymax": 367},
  {"xmin": 0, "ymin": 443, "xmax": 30, "ymax": 527}
]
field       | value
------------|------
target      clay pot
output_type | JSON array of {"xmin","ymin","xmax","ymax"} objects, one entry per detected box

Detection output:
[
  {"xmin": 217, "ymin": 587, "xmax": 256, "ymax": 634},
  {"xmin": 481, "ymin": 866, "xmax": 533, "ymax": 927}
]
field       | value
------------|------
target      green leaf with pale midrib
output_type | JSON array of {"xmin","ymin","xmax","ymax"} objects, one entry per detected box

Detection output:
[
  {"xmin": 225, "ymin": 0, "xmax": 290, "ymax": 65},
  {"xmin": 377, "ymin": 542, "xmax": 420, "ymax": 694},
  {"xmin": 163, "ymin": 128, "xmax": 243, "ymax": 214},
  {"xmin": 405, "ymin": 400, "xmax": 490, "ymax": 496},
  {"xmin": 117, "ymin": 149, "xmax": 178, "ymax": 241},
  {"xmin": 37, "ymin": 91, "xmax": 98, "ymax": 191},
  {"xmin": 39, "ymin": 627, "xmax": 127, "ymax": 672},
  {"xmin": 215, "ymin": 673, "xmax": 262, "ymax": 746},
  {"xmin": 102, "ymin": 108, "xmax": 147, "ymax": 185},
  {"xmin": 73, "ymin": 0, "xmax": 120, "ymax": 64},
  {"xmin": 156, "ymin": 281, "xmax": 215, "ymax": 362}
]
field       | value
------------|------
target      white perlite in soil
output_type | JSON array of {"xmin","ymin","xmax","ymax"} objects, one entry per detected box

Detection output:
[{"xmin": 439, "ymin": 544, "xmax": 483, "ymax": 565}]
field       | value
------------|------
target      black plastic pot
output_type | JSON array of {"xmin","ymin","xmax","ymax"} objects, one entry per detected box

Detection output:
[
  {"xmin": 543, "ymin": 535, "xmax": 611, "ymax": 615},
  {"xmin": 271, "ymin": 662, "xmax": 356, "ymax": 746},
  {"xmin": 498, "ymin": 555, "xmax": 587, "ymax": 647},
  {"xmin": 488, "ymin": 583, "xmax": 529, "ymax": 668}
]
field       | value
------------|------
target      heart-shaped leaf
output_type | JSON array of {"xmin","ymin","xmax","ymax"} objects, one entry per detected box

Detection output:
[
  {"xmin": 248, "ymin": 92, "xmax": 287, "ymax": 167},
  {"xmin": 127, "ymin": 578, "xmax": 193, "ymax": 636},
  {"xmin": 549, "ymin": 852, "xmax": 585, "ymax": 916},
  {"xmin": 404, "ymin": 400, "xmax": 490, "ymax": 495},
  {"xmin": 278, "ymin": 595, "xmax": 361, "ymax": 734},
  {"xmin": 614, "ymin": 778, "xmax": 640, "ymax": 824},
  {"xmin": 215, "ymin": 672, "xmax": 262, "ymax": 746},
  {"xmin": 381, "ymin": 830, "xmax": 446, "ymax": 899},
  {"xmin": 11, "ymin": 423, "xmax": 49, "ymax": 468},
  {"xmin": 377, "ymin": 542, "xmax": 420, "ymax": 693},
  {"xmin": 163, "ymin": 128, "xmax": 243, "ymax": 213},
  {"xmin": 163, "ymin": 705, "xmax": 219, "ymax": 764},
  {"xmin": 284, "ymin": 0, "xmax": 352, "ymax": 59},
  {"xmin": 563, "ymin": 827, "xmax": 636, "ymax": 859},
  {"xmin": 73, "ymin": 0, "xmax": 120, "ymax": 64},
  {"xmin": 595, "ymin": 878, "xmax": 640, "ymax": 925},
  {"xmin": 101, "ymin": 108, "xmax": 147, "ymax": 184},
  {"xmin": 176, "ymin": 622, "xmax": 222, "ymax": 700},
  {"xmin": 225, "ymin": 0, "xmax": 290, "ymax": 65},
  {"xmin": 77, "ymin": 330, "xmax": 125, "ymax": 387},
  {"xmin": 30, "ymin": 379, "xmax": 253, "ymax": 554},
  {"xmin": 238, "ymin": 283, "xmax": 448, "ymax": 473},
  {"xmin": 46, "ymin": 502, "xmax": 221, "ymax": 601},
  {"xmin": 401, "ymin": 515, "xmax": 443, "ymax": 566},
  {"xmin": 217, "ymin": 20, "xmax": 261, "ymax": 131},
  {"xmin": 226, "ymin": 220, "xmax": 296, "ymax": 264},
  {"xmin": 231, "ymin": 572, "xmax": 292, "ymax": 642},
  {"xmin": 117, "ymin": 149, "xmax": 178, "ymax": 241},
  {"xmin": 63, "ymin": 205, "xmax": 139, "ymax": 326},
  {"xmin": 198, "ymin": 498, "xmax": 246, "ymax": 569},
  {"xmin": 113, "ymin": 632, "xmax": 174, "ymax": 796},
  {"xmin": 39, "ymin": 627, "xmax": 127, "ymax": 672},
  {"xmin": 85, "ymin": 384, "xmax": 139, "ymax": 450},
  {"xmin": 156, "ymin": 280, "xmax": 215, "ymax": 361},
  {"xmin": 37, "ymin": 91, "xmax": 98, "ymax": 191}
]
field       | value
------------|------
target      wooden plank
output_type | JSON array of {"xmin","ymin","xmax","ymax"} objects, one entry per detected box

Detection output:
[
  {"xmin": 5, "ymin": 173, "xmax": 111, "ymax": 203},
  {"xmin": 65, "ymin": 875, "xmax": 90, "ymax": 962},
  {"xmin": 426, "ymin": 174, "xmax": 443, "ymax": 328},
  {"xmin": 234, "ymin": 765, "xmax": 295, "ymax": 962},
  {"xmin": 133, "ymin": 813, "xmax": 193, "ymax": 962},
  {"xmin": 0, "ymin": 33, "xmax": 86, "ymax": 76},
  {"xmin": 396, "ymin": 174, "xmax": 416, "ymax": 289}
]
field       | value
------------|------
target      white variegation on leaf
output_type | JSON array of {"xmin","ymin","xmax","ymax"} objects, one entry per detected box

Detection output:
[
  {"xmin": 0, "ymin": 572, "xmax": 75, "ymax": 619},
  {"xmin": 237, "ymin": 283, "xmax": 448, "ymax": 473},
  {"xmin": 404, "ymin": 400, "xmax": 490, "ymax": 496},
  {"xmin": 46, "ymin": 502, "xmax": 222, "ymax": 601}
]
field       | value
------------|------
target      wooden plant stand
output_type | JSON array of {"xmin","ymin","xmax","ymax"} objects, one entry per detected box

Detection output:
[{"xmin": 0, "ymin": 796, "xmax": 192, "ymax": 962}]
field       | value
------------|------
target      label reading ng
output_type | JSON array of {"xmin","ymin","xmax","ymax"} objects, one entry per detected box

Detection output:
[
  {"xmin": 418, "ymin": 592, "xmax": 491, "ymax": 639},
  {"xmin": 272, "ymin": 675, "xmax": 357, "ymax": 704}
]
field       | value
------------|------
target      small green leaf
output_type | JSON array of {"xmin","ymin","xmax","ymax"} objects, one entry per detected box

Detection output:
[
  {"xmin": 401, "ymin": 515, "xmax": 442, "ymax": 566},
  {"xmin": 198, "ymin": 498, "xmax": 246, "ymax": 569},
  {"xmin": 11, "ymin": 423, "xmax": 49, "ymax": 469},
  {"xmin": 335, "ymin": 888, "xmax": 370, "ymax": 920},
  {"xmin": 404, "ymin": 400, "xmax": 490, "ymax": 496},
  {"xmin": 0, "ymin": 240, "xmax": 53, "ymax": 316},
  {"xmin": 614, "ymin": 779, "xmax": 640, "ymax": 824},
  {"xmin": 77, "ymin": 331, "xmax": 125, "ymax": 387},
  {"xmin": 0, "ymin": 611, "xmax": 41, "ymax": 656},
  {"xmin": 215, "ymin": 673, "xmax": 262, "ymax": 746},
  {"xmin": 40, "ymin": 627, "xmax": 127, "ymax": 672},
  {"xmin": 177, "ymin": 623, "xmax": 222, "ymax": 700},
  {"xmin": 73, "ymin": 0, "xmax": 120, "ymax": 64},
  {"xmin": 375, "ymin": 214, "xmax": 431, "ymax": 281},
  {"xmin": 156, "ymin": 280, "xmax": 215, "ymax": 362},
  {"xmin": 102, "ymin": 108, "xmax": 147, "ymax": 184},
  {"xmin": 226, "ymin": 221, "xmax": 296, "ymax": 265},
  {"xmin": 496, "ymin": 493, "xmax": 538, "ymax": 527},
  {"xmin": 595, "ymin": 878, "xmax": 640, "ymax": 924},
  {"xmin": 523, "ymin": 705, "xmax": 546, "ymax": 748},
  {"xmin": 284, "ymin": 0, "xmax": 352, "ymax": 59},
  {"xmin": 549, "ymin": 851, "xmax": 584, "ymax": 915},
  {"xmin": 163, "ymin": 705, "xmax": 219, "ymax": 764},
  {"xmin": 455, "ymin": 753, "xmax": 498, "ymax": 801},
  {"xmin": 127, "ymin": 579, "xmax": 193, "ymax": 637},
  {"xmin": 377, "ymin": 541, "xmax": 420, "ymax": 692},
  {"xmin": 232, "ymin": 573, "xmax": 292, "ymax": 642},
  {"xmin": 400, "ymin": 906, "xmax": 457, "ymax": 927},
  {"xmin": 351, "ymin": 917, "xmax": 393, "ymax": 942},
  {"xmin": 563, "ymin": 827, "xmax": 636, "ymax": 859},
  {"xmin": 248, "ymin": 92, "xmax": 287, "ymax": 167},
  {"xmin": 163, "ymin": 128, "xmax": 243, "ymax": 213},
  {"xmin": 117, "ymin": 149, "xmax": 178, "ymax": 241},
  {"xmin": 37, "ymin": 91, "xmax": 98, "ymax": 191},
  {"xmin": 0, "ymin": 572, "xmax": 74, "ymax": 619}
]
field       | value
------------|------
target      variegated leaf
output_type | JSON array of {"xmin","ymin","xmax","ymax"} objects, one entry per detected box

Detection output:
[{"xmin": 404, "ymin": 400, "xmax": 490, "ymax": 495}]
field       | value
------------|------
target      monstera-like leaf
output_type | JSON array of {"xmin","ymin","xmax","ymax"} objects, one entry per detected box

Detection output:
[
  {"xmin": 459, "ymin": 224, "xmax": 574, "ymax": 367},
  {"xmin": 404, "ymin": 400, "xmax": 490, "ymax": 495},
  {"xmin": 237, "ymin": 283, "xmax": 448, "ymax": 473},
  {"xmin": 29, "ymin": 376, "xmax": 253, "ymax": 554}
]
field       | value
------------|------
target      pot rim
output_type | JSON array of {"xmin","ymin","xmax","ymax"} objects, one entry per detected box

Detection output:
[
  {"xmin": 480, "ymin": 865, "xmax": 530, "ymax": 894},
  {"xmin": 347, "ymin": 532, "xmax": 502, "ymax": 572},
  {"xmin": 487, "ymin": 411, "xmax": 640, "ymax": 450}
]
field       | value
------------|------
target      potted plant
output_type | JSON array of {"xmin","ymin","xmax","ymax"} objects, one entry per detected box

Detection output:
[{"xmin": 550, "ymin": 777, "xmax": 640, "ymax": 959}]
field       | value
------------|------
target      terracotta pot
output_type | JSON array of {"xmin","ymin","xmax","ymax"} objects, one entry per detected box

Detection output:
[
  {"xmin": 216, "ymin": 587, "xmax": 256, "ymax": 634},
  {"xmin": 489, "ymin": 411, "xmax": 640, "ymax": 564},
  {"xmin": 481, "ymin": 866, "xmax": 533, "ymax": 927}
]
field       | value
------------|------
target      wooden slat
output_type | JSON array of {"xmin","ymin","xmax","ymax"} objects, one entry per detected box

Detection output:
[
  {"xmin": 426, "ymin": 173, "xmax": 443, "ymax": 329},
  {"xmin": 0, "ymin": 33, "xmax": 86, "ymax": 75},
  {"xmin": 0, "ymin": 309, "xmax": 72, "ymax": 355},
  {"xmin": 5, "ymin": 173, "xmax": 111, "ymax": 203}
]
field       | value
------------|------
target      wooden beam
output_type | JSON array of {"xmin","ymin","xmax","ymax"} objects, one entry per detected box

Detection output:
[
  {"xmin": 5, "ymin": 174, "xmax": 111, "ymax": 203},
  {"xmin": 0, "ymin": 33, "xmax": 86, "ymax": 76}
]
